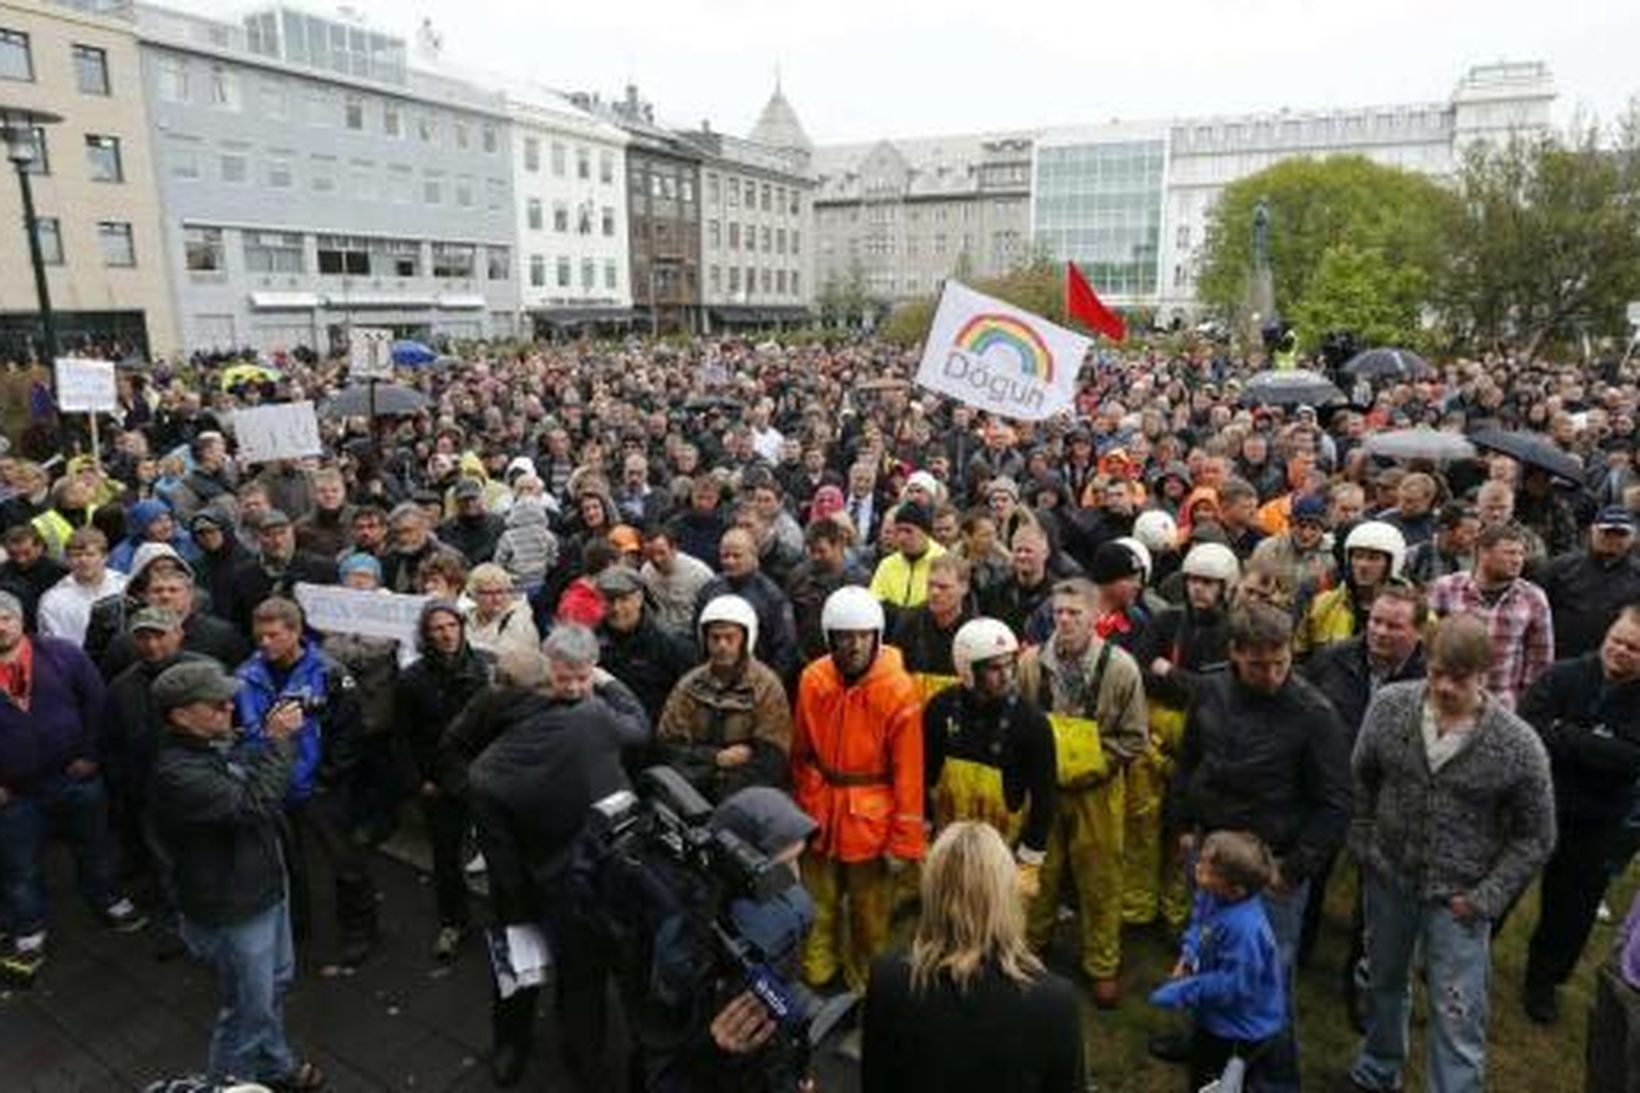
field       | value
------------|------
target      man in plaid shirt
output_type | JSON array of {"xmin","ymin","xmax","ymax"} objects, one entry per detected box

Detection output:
[{"xmin": 1430, "ymin": 523, "xmax": 1554, "ymax": 710}]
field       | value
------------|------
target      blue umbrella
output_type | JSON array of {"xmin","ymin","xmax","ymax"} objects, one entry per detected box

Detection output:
[{"xmin": 390, "ymin": 339, "xmax": 436, "ymax": 367}]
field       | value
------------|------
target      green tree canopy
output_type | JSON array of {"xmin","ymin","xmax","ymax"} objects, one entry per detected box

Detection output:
[
  {"xmin": 1290, "ymin": 243, "xmax": 1431, "ymax": 351},
  {"xmin": 1195, "ymin": 155, "xmax": 1458, "ymax": 340}
]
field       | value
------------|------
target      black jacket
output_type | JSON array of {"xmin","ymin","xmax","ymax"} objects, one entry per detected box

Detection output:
[
  {"xmin": 99, "ymin": 609, "xmax": 250, "ymax": 682},
  {"xmin": 194, "ymin": 539, "xmax": 247, "ymax": 625},
  {"xmin": 1169, "ymin": 670, "xmax": 1352, "ymax": 884},
  {"xmin": 1302, "ymin": 635, "xmax": 1427, "ymax": 738},
  {"xmin": 0, "ymin": 556, "xmax": 66, "ymax": 632},
  {"xmin": 466, "ymin": 681, "xmax": 650, "ymax": 923},
  {"xmin": 1520, "ymin": 654, "xmax": 1640, "ymax": 821},
  {"xmin": 598, "ymin": 614, "xmax": 697, "ymax": 724},
  {"xmin": 922, "ymin": 688, "xmax": 1057, "ymax": 858},
  {"xmin": 102, "ymin": 650, "xmax": 211, "ymax": 801},
  {"xmin": 1134, "ymin": 604, "xmax": 1231, "ymax": 709},
  {"xmin": 397, "ymin": 642, "xmax": 495, "ymax": 785},
  {"xmin": 693, "ymin": 571, "xmax": 799, "ymax": 684},
  {"xmin": 150, "ymin": 732, "xmax": 295, "ymax": 927},
  {"xmin": 888, "ymin": 605, "xmax": 972, "ymax": 678},
  {"xmin": 229, "ymin": 551, "xmax": 337, "ymax": 631},
  {"xmin": 438, "ymin": 513, "xmax": 506, "ymax": 565},
  {"xmin": 1540, "ymin": 551, "xmax": 1640, "ymax": 660}
]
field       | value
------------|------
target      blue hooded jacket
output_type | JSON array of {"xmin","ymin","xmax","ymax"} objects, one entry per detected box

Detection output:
[
  {"xmin": 109, "ymin": 499, "xmax": 200, "ymax": 572},
  {"xmin": 1149, "ymin": 890, "xmax": 1286, "ymax": 1042},
  {"xmin": 235, "ymin": 640, "xmax": 359, "ymax": 803}
]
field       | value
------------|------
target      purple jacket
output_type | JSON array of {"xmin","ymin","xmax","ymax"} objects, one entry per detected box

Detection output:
[{"xmin": 0, "ymin": 637, "xmax": 105, "ymax": 791}]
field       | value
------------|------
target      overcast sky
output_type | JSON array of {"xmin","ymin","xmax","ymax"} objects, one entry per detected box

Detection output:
[{"xmin": 166, "ymin": 0, "xmax": 1636, "ymax": 144}]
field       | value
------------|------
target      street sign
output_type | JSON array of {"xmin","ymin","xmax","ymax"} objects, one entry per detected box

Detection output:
[
  {"xmin": 349, "ymin": 327, "xmax": 394, "ymax": 381},
  {"xmin": 54, "ymin": 357, "xmax": 116, "ymax": 413},
  {"xmin": 1627, "ymin": 301, "xmax": 1640, "ymax": 327}
]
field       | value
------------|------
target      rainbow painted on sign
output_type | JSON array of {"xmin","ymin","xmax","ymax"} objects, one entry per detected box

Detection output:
[{"xmin": 953, "ymin": 314, "xmax": 1055, "ymax": 383}]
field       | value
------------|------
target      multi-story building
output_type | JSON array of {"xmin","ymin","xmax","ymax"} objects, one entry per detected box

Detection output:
[
  {"xmin": 810, "ymin": 130, "xmax": 1035, "ymax": 304},
  {"xmin": 0, "ymin": 0, "xmax": 178, "ymax": 359},
  {"xmin": 503, "ymin": 81, "xmax": 632, "ymax": 336},
  {"xmin": 135, "ymin": 2, "xmax": 519, "ymax": 354},
  {"xmin": 576, "ymin": 85, "xmax": 701, "ymax": 334},
  {"xmin": 1047, "ymin": 61, "xmax": 1556, "ymax": 318},
  {"xmin": 683, "ymin": 83, "xmax": 815, "ymax": 329}
]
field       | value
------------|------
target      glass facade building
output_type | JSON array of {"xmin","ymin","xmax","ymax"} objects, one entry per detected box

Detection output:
[{"xmin": 1033, "ymin": 137, "xmax": 1165, "ymax": 301}]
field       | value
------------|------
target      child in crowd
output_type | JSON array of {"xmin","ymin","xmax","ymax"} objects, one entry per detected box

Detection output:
[{"xmin": 1149, "ymin": 830, "xmax": 1287, "ymax": 1091}]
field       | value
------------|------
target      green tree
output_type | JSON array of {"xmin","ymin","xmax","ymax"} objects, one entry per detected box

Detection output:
[
  {"xmin": 1291, "ymin": 243, "xmax": 1430, "ymax": 350},
  {"xmin": 1195, "ymin": 155, "xmax": 1457, "ymax": 329},
  {"xmin": 1439, "ymin": 122, "xmax": 1640, "ymax": 353}
]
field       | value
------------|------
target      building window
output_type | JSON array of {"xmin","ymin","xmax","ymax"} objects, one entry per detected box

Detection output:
[
  {"xmin": 601, "ymin": 206, "xmax": 615, "ymax": 237},
  {"xmin": 157, "ymin": 57, "xmax": 188, "ymax": 102},
  {"xmin": 576, "ymin": 147, "xmax": 590, "ymax": 180},
  {"xmin": 744, "ymin": 223, "xmax": 756, "ymax": 253},
  {"xmin": 552, "ymin": 202, "xmax": 568, "ymax": 233},
  {"xmin": 760, "ymin": 226, "xmax": 771, "ymax": 252},
  {"xmin": 455, "ymin": 175, "xmax": 473, "ymax": 208},
  {"xmin": 220, "ymin": 153, "xmax": 248, "ymax": 184},
  {"xmin": 524, "ymin": 137, "xmax": 540, "ymax": 172},
  {"xmin": 728, "ymin": 266, "xmax": 740, "ymax": 293},
  {"xmin": 85, "ymin": 135, "xmax": 123, "ymax": 182},
  {"xmin": 776, "ymin": 269, "xmax": 786, "ymax": 294},
  {"xmin": 432, "ymin": 243, "xmax": 476, "ymax": 278},
  {"xmin": 72, "ymin": 44, "xmax": 109, "ymax": 95},
  {"xmin": 728, "ymin": 178, "xmax": 740, "ymax": 208},
  {"xmin": 36, "ymin": 217, "xmax": 62, "ymax": 265},
  {"xmin": 681, "ymin": 177, "xmax": 694, "ymax": 204},
  {"xmin": 761, "ymin": 268, "xmax": 772, "ymax": 293},
  {"xmin": 761, "ymin": 183, "xmax": 771, "ymax": 212},
  {"xmin": 207, "ymin": 65, "xmax": 239, "ymax": 110},
  {"xmin": 423, "ymin": 174, "xmax": 443, "ymax": 205},
  {"xmin": 383, "ymin": 102, "xmax": 401, "ymax": 137},
  {"xmin": 604, "ymin": 260, "xmax": 617, "ymax": 290},
  {"xmin": 529, "ymin": 254, "xmax": 545, "ymax": 287},
  {"xmin": 791, "ymin": 270, "xmax": 799, "ymax": 296},
  {"xmin": 580, "ymin": 258, "xmax": 594, "ymax": 289},
  {"xmin": 728, "ymin": 222, "xmax": 740, "ymax": 251},
  {"xmin": 266, "ymin": 154, "xmax": 293, "ymax": 189},
  {"xmin": 487, "ymin": 245, "xmax": 509, "ymax": 280},
  {"xmin": 455, "ymin": 120, "xmax": 469, "ymax": 150},
  {"xmin": 527, "ymin": 198, "xmax": 543, "ymax": 231},
  {"xmin": 310, "ymin": 155, "xmax": 336, "ymax": 193},
  {"xmin": 344, "ymin": 94, "xmax": 364, "ymax": 130},
  {"xmin": 418, "ymin": 112, "xmax": 437, "ymax": 142},
  {"xmin": 244, "ymin": 230, "xmax": 304, "ymax": 273},
  {"xmin": 482, "ymin": 124, "xmax": 497, "ymax": 153},
  {"xmin": 708, "ymin": 220, "xmax": 721, "ymax": 249},
  {"xmin": 556, "ymin": 256, "xmax": 570, "ymax": 287},
  {"xmin": 791, "ymin": 229, "xmax": 801, "ymax": 255},
  {"xmin": 744, "ymin": 266, "xmax": 755, "ymax": 297},
  {"xmin": 599, "ymin": 150, "xmax": 613, "ymax": 184},
  {"xmin": 98, "ymin": 221, "xmax": 135, "ymax": 267},
  {"xmin": 551, "ymin": 142, "xmax": 566, "ymax": 177},
  {"xmin": 371, "ymin": 237, "xmax": 418, "ymax": 277},
  {"xmin": 707, "ymin": 173, "xmax": 720, "ymax": 206},
  {"xmin": 776, "ymin": 228, "xmax": 786, "ymax": 255},
  {"xmin": 0, "ymin": 28, "xmax": 32, "ymax": 82},
  {"xmin": 709, "ymin": 265, "xmax": 721, "ymax": 294},
  {"xmin": 577, "ymin": 203, "xmax": 592, "ymax": 235},
  {"xmin": 485, "ymin": 178, "xmax": 505, "ymax": 211},
  {"xmin": 184, "ymin": 226, "xmax": 224, "ymax": 272},
  {"xmin": 316, "ymin": 234, "xmax": 369, "ymax": 275},
  {"xmin": 1176, "ymin": 224, "xmax": 1190, "ymax": 249},
  {"xmin": 168, "ymin": 143, "xmax": 200, "ymax": 180}
]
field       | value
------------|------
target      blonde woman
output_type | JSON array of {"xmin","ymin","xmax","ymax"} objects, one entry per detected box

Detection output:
[
  {"xmin": 462, "ymin": 563, "xmax": 540, "ymax": 660},
  {"xmin": 862, "ymin": 822, "xmax": 1084, "ymax": 1093}
]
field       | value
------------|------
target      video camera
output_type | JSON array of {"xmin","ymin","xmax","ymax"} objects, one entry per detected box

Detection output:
[{"xmin": 585, "ymin": 766, "xmax": 813, "ymax": 1033}]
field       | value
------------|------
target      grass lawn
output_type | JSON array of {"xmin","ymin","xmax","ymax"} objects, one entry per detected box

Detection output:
[{"xmin": 1046, "ymin": 861, "xmax": 1633, "ymax": 1092}]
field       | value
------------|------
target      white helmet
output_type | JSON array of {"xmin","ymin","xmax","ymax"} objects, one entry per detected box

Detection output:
[
  {"xmin": 699, "ymin": 594, "xmax": 759, "ymax": 654},
  {"xmin": 1132, "ymin": 510, "xmax": 1178, "ymax": 554},
  {"xmin": 952, "ymin": 617, "xmax": 1020, "ymax": 688},
  {"xmin": 1113, "ymin": 537, "xmax": 1153, "ymax": 585},
  {"xmin": 1344, "ymin": 520, "xmax": 1407, "ymax": 578},
  {"xmin": 1181, "ymin": 542, "xmax": 1241, "ymax": 584},
  {"xmin": 820, "ymin": 585, "xmax": 885, "ymax": 636}
]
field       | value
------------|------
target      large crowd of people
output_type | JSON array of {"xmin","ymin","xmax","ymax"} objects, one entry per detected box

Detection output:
[{"xmin": 3, "ymin": 334, "xmax": 1640, "ymax": 1092}]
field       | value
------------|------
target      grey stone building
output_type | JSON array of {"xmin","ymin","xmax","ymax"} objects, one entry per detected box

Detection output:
[{"xmin": 136, "ymin": 2, "xmax": 518, "ymax": 354}]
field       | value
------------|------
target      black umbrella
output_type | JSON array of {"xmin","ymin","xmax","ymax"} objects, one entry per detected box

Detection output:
[
  {"xmin": 319, "ymin": 383, "xmax": 429, "ymax": 419},
  {"xmin": 1470, "ymin": 429, "xmax": 1584, "ymax": 482},
  {"xmin": 1238, "ymin": 369, "xmax": 1347, "ymax": 408},
  {"xmin": 1341, "ymin": 347, "xmax": 1433, "ymax": 380}
]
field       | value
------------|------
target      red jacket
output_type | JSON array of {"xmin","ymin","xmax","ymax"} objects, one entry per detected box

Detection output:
[{"xmin": 791, "ymin": 645, "xmax": 925, "ymax": 862}]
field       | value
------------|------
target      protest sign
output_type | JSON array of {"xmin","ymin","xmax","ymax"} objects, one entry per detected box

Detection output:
[
  {"xmin": 913, "ymin": 281, "xmax": 1089, "ymax": 421},
  {"xmin": 294, "ymin": 583, "xmax": 429, "ymax": 647},
  {"xmin": 349, "ymin": 327, "xmax": 394, "ymax": 381},
  {"xmin": 233, "ymin": 401, "xmax": 322, "ymax": 463},
  {"xmin": 54, "ymin": 357, "xmax": 117, "ymax": 414}
]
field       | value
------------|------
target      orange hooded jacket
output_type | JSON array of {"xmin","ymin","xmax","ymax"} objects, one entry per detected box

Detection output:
[{"xmin": 791, "ymin": 644, "xmax": 926, "ymax": 863}]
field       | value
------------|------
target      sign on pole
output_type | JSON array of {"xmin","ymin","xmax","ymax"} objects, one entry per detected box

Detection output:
[
  {"xmin": 294, "ymin": 583, "xmax": 429, "ymax": 647},
  {"xmin": 913, "ymin": 281, "xmax": 1090, "ymax": 422},
  {"xmin": 1627, "ymin": 301, "xmax": 1640, "ymax": 328},
  {"xmin": 233, "ymin": 401, "xmax": 322, "ymax": 463},
  {"xmin": 54, "ymin": 357, "xmax": 117, "ymax": 413},
  {"xmin": 349, "ymin": 327, "xmax": 394, "ymax": 381}
]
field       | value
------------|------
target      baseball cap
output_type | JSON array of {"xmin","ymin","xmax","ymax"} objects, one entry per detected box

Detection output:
[
  {"xmin": 152, "ymin": 660, "xmax": 240, "ymax": 712},
  {"xmin": 1594, "ymin": 506, "xmax": 1636, "ymax": 532},
  {"xmin": 129, "ymin": 606, "xmax": 182, "ymax": 634}
]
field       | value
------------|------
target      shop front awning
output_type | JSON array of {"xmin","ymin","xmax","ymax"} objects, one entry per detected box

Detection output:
[
  {"xmin": 248, "ymin": 291, "xmax": 320, "ymax": 310},
  {"xmin": 436, "ymin": 294, "xmax": 488, "ymax": 310},
  {"xmin": 709, "ymin": 306, "xmax": 812, "ymax": 325},
  {"xmin": 535, "ymin": 306, "xmax": 642, "ymax": 326}
]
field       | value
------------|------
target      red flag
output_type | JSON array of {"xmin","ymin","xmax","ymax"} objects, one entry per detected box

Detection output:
[{"xmin": 1064, "ymin": 261, "xmax": 1126, "ymax": 342}]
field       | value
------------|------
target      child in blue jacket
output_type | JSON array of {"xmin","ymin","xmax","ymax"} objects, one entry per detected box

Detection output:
[{"xmin": 1149, "ymin": 830, "xmax": 1287, "ymax": 1090}]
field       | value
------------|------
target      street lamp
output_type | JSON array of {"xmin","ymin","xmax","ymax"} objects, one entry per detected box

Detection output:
[{"xmin": 0, "ymin": 105, "xmax": 63, "ymax": 367}]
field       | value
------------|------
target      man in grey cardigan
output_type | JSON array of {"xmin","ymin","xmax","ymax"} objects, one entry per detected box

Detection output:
[{"xmin": 1346, "ymin": 613, "xmax": 1556, "ymax": 1093}]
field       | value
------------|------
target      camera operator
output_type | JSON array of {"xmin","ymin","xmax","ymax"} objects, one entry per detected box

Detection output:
[
  {"xmin": 463, "ymin": 623, "xmax": 650, "ymax": 1088},
  {"xmin": 596, "ymin": 782, "xmax": 822, "ymax": 1092}
]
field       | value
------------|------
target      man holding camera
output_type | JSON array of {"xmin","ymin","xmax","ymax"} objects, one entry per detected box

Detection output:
[{"xmin": 791, "ymin": 586, "xmax": 924, "ymax": 993}]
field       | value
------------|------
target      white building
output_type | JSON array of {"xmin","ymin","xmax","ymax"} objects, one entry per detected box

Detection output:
[{"xmin": 502, "ymin": 82, "xmax": 633, "ymax": 335}]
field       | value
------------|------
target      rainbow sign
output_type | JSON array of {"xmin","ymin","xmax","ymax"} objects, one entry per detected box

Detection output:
[{"xmin": 952, "ymin": 313, "xmax": 1054, "ymax": 383}]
